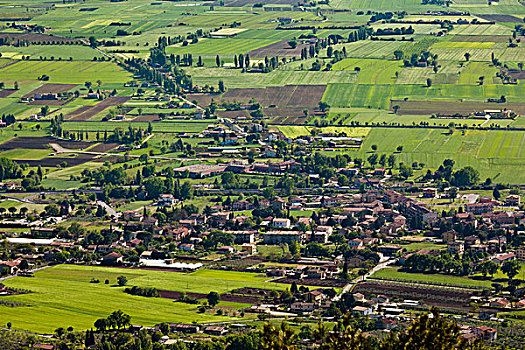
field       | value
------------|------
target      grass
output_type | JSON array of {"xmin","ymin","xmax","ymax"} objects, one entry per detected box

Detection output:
[
  {"xmin": 0, "ymin": 148, "xmax": 52, "ymax": 160},
  {"xmin": 62, "ymin": 120, "xmax": 214, "ymax": 133},
  {"xmin": 185, "ymin": 67, "xmax": 356, "ymax": 88},
  {"xmin": 0, "ymin": 45, "xmax": 104, "ymax": 60},
  {"xmin": 276, "ymin": 125, "xmax": 371, "ymax": 138},
  {"xmin": 0, "ymin": 61, "xmax": 131, "ymax": 84},
  {"xmin": 166, "ymin": 38, "xmax": 277, "ymax": 55},
  {"xmin": 355, "ymin": 128, "xmax": 525, "ymax": 183},
  {"xmin": 401, "ymin": 242, "xmax": 446, "ymax": 252},
  {"xmin": 371, "ymin": 267, "xmax": 493, "ymax": 288},
  {"xmin": 331, "ymin": 58, "xmax": 402, "ymax": 84},
  {"xmin": 1, "ymin": 264, "xmax": 287, "ymax": 333}
]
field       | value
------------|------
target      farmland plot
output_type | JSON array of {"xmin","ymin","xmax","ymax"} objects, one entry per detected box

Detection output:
[
  {"xmin": 0, "ymin": 61, "xmax": 131, "ymax": 84},
  {"xmin": 448, "ymin": 24, "xmax": 512, "ymax": 35}
]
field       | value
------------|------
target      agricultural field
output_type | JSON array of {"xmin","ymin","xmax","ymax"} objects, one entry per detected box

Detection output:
[
  {"xmin": 371, "ymin": 266, "xmax": 493, "ymax": 288},
  {"xmin": 2, "ymin": 264, "xmax": 286, "ymax": 333},
  {"xmin": 0, "ymin": 60, "xmax": 132, "ymax": 84}
]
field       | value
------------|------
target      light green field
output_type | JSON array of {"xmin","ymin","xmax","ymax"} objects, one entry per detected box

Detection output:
[
  {"xmin": 0, "ymin": 199, "xmax": 47, "ymax": 213},
  {"xmin": 371, "ymin": 267, "xmax": 492, "ymax": 288},
  {"xmin": 0, "ymin": 61, "xmax": 131, "ymax": 84},
  {"xmin": 337, "ymin": 40, "xmax": 407, "ymax": 59},
  {"xmin": 323, "ymin": 83, "xmax": 525, "ymax": 109},
  {"xmin": 331, "ymin": 58, "xmax": 402, "ymax": 84},
  {"xmin": 356, "ymin": 128, "xmax": 525, "ymax": 183},
  {"xmin": 167, "ymin": 38, "xmax": 277, "ymax": 55},
  {"xmin": 448, "ymin": 24, "xmax": 513, "ymax": 36},
  {"xmin": 2, "ymin": 264, "xmax": 282, "ymax": 333},
  {"xmin": 458, "ymin": 62, "xmax": 498, "ymax": 84},
  {"xmin": 62, "ymin": 120, "xmax": 213, "ymax": 133},
  {"xmin": 277, "ymin": 125, "xmax": 371, "ymax": 138},
  {"xmin": 0, "ymin": 148, "xmax": 52, "ymax": 160},
  {"xmin": 186, "ymin": 67, "xmax": 356, "ymax": 88},
  {"xmin": 0, "ymin": 45, "xmax": 103, "ymax": 60},
  {"xmin": 431, "ymin": 47, "xmax": 525, "ymax": 62},
  {"xmin": 432, "ymin": 41, "xmax": 495, "ymax": 49},
  {"xmin": 330, "ymin": 0, "xmax": 439, "ymax": 11}
]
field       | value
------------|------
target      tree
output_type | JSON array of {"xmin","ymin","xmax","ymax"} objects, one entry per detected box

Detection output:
[
  {"xmin": 371, "ymin": 144, "xmax": 377, "ymax": 151},
  {"xmin": 502, "ymin": 260, "xmax": 520, "ymax": 280},
  {"xmin": 396, "ymin": 146, "xmax": 403, "ymax": 153},
  {"xmin": 393, "ymin": 105, "xmax": 400, "ymax": 114},
  {"xmin": 480, "ymin": 260, "xmax": 499, "ymax": 279},
  {"xmin": 288, "ymin": 40, "xmax": 297, "ymax": 49},
  {"xmin": 394, "ymin": 50, "xmax": 404, "ymax": 60},
  {"xmin": 492, "ymin": 188, "xmax": 500, "ymax": 200},
  {"xmin": 399, "ymin": 163, "xmax": 413, "ymax": 179},
  {"xmin": 318, "ymin": 101, "xmax": 330, "ymax": 113},
  {"xmin": 426, "ymin": 78, "xmax": 432, "ymax": 88},
  {"xmin": 207, "ymin": 291, "xmax": 220, "ymax": 307},
  {"xmin": 19, "ymin": 259, "xmax": 29, "ymax": 271},
  {"xmin": 448, "ymin": 186, "xmax": 458, "ymax": 200},
  {"xmin": 367, "ymin": 153, "xmax": 378, "ymax": 167},
  {"xmin": 216, "ymin": 55, "xmax": 221, "ymax": 67},
  {"xmin": 94, "ymin": 318, "xmax": 108, "ymax": 332},
  {"xmin": 387, "ymin": 154, "xmax": 396, "ymax": 168},
  {"xmin": 117, "ymin": 275, "xmax": 128, "ymax": 286},
  {"xmin": 380, "ymin": 307, "xmax": 482, "ymax": 350},
  {"xmin": 218, "ymin": 80, "xmax": 225, "ymax": 93},
  {"xmin": 40, "ymin": 105, "xmax": 50, "ymax": 117},
  {"xmin": 89, "ymin": 36, "xmax": 97, "ymax": 48},
  {"xmin": 464, "ymin": 52, "xmax": 470, "ymax": 61},
  {"xmin": 452, "ymin": 166, "xmax": 479, "ymax": 187},
  {"xmin": 261, "ymin": 322, "xmax": 297, "ymax": 350}
]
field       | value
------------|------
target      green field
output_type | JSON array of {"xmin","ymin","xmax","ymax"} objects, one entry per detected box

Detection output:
[
  {"xmin": 1, "ymin": 264, "xmax": 287, "ymax": 333},
  {"xmin": 62, "ymin": 120, "xmax": 213, "ymax": 133},
  {"xmin": 277, "ymin": 125, "xmax": 371, "ymax": 138},
  {"xmin": 356, "ymin": 128, "xmax": 525, "ymax": 183},
  {"xmin": 331, "ymin": 58, "xmax": 402, "ymax": 84},
  {"xmin": 0, "ymin": 45, "xmax": 103, "ymax": 60},
  {"xmin": 0, "ymin": 60, "xmax": 131, "ymax": 84},
  {"xmin": 371, "ymin": 267, "xmax": 493, "ymax": 288}
]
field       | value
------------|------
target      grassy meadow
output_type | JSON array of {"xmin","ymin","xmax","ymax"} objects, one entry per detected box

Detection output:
[{"xmin": 1, "ymin": 264, "xmax": 288, "ymax": 333}]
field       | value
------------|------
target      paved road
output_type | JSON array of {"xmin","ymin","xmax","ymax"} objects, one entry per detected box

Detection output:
[
  {"xmin": 50, "ymin": 143, "xmax": 195, "ymax": 162},
  {"xmin": 0, "ymin": 265, "xmax": 51, "ymax": 282},
  {"xmin": 96, "ymin": 200, "xmax": 117, "ymax": 217},
  {"xmin": 1, "ymin": 195, "xmax": 34, "ymax": 204},
  {"xmin": 333, "ymin": 258, "xmax": 396, "ymax": 301}
]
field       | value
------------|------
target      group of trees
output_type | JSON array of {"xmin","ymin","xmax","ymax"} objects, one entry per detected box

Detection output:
[
  {"xmin": 424, "ymin": 159, "xmax": 480, "ymax": 187},
  {"xmin": 1, "ymin": 114, "xmax": 16, "ymax": 127},
  {"xmin": 0, "ymin": 157, "xmax": 22, "ymax": 181},
  {"xmin": 94, "ymin": 310, "xmax": 131, "ymax": 332}
]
